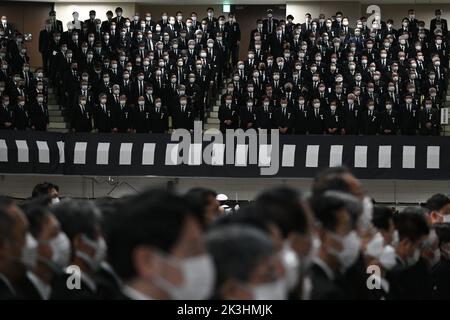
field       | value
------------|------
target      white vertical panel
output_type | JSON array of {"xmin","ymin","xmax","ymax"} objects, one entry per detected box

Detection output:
[
  {"xmin": 73, "ymin": 142, "xmax": 87, "ymax": 164},
  {"xmin": 354, "ymin": 146, "xmax": 368, "ymax": 168},
  {"xmin": 211, "ymin": 143, "xmax": 225, "ymax": 166},
  {"xmin": 305, "ymin": 145, "xmax": 320, "ymax": 168},
  {"xmin": 0, "ymin": 139, "xmax": 7, "ymax": 162},
  {"xmin": 188, "ymin": 144, "xmax": 202, "ymax": 165},
  {"xmin": 235, "ymin": 145, "xmax": 248, "ymax": 166},
  {"xmin": 281, "ymin": 145, "xmax": 296, "ymax": 167},
  {"xmin": 142, "ymin": 143, "xmax": 156, "ymax": 165},
  {"xmin": 402, "ymin": 146, "xmax": 416, "ymax": 169},
  {"xmin": 329, "ymin": 145, "xmax": 343, "ymax": 167},
  {"xmin": 57, "ymin": 141, "xmax": 65, "ymax": 163},
  {"xmin": 258, "ymin": 144, "xmax": 272, "ymax": 166},
  {"xmin": 15, "ymin": 140, "xmax": 29, "ymax": 163},
  {"xmin": 96, "ymin": 143, "xmax": 110, "ymax": 165},
  {"xmin": 165, "ymin": 144, "xmax": 180, "ymax": 165},
  {"xmin": 378, "ymin": 146, "xmax": 392, "ymax": 168},
  {"xmin": 36, "ymin": 141, "xmax": 50, "ymax": 163},
  {"xmin": 119, "ymin": 143, "xmax": 133, "ymax": 165},
  {"xmin": 427, "ymin": 146, "xmax": 440, "ymax": 169}
]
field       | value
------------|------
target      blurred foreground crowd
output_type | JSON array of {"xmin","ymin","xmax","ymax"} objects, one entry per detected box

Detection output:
[{"xmin": 1, "ymin": 169, "xmax": 450, "ymax": 300}]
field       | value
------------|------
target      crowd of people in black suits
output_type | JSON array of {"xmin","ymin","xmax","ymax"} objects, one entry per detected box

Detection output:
[
  {"xmin": 1, "ymin": 167, "xmax": 450, "ymax": 300},
  {"xmin": 0, "ymin": 7, "xmax": 448, "ymax": 135}
]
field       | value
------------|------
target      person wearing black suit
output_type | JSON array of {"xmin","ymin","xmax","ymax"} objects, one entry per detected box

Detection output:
[
  {"xmin": 293, "ymin": 97, "xmax": 309, "ymax": 134},
  {"xmin": 380, "ymin": 104, "xmax": 398, "ymax": 135},
  {"xmin": 172, "ymin": 96, "xmax": 194, "ymax": 130},
  {"xmin": 324, "ymin": 104, "xmax": 343, "ymax": 135},
  {"xmin": 0, "ymin": 96, "xmax": 13, "ymax": 130},
  {"xmin": 218, "ymin": 95, "xmax": 239, "ymax": 133},
  {"xmin": 341, "ymin": 96, "xmax": 360, "ymax": 135},
  {"xmin": 430, "ymin": 9, "xmax": 448, "ymax": 37},
  {"xmin": 308, "ymin": 193, "xmax": 357, "ymax": 300},
  {"xmin": 386, "ymin": 208, "xmax": 432, "ymax": 300},
  {"xmin": 256, "ymin": 97, "xmax": 274, "ymax": 131},
  {"xmin": 49, "ymin": 10, "xmax": 63, "ymax": 34},
  {"xmin": 0, "ymin": 199, "xmax": 32, "ymax": 300},
  {"xmin": 116, "ymin": 95, "xmax": 133, "ymax": 133},
  {"xmin": 101, "ymin": 11, "xmax": 114, "ymax": 33},
  {"xmin": 111, "ymin": 7, "xmax": 126, "ymax": 30},
  {"xmin": 132, "ymin": 97, "xmax": 150, "ymax": 133},
  {"xmin": 72, "ymin": 95, "xmax": 92, "ymax": 132},
  {"xmin": 432, "ymin": 223, "xmax": 450, "ymax": 300},
  {"xmin": 262, "ymin": 9, "xmax": 279, "ymax": 35},
  {"xmin": 106, "ymin": 189, "xmax": 212, "ymax": 300},
  {"xmin": 150, "ymin": 99, "xmax": 168, "ymax": 133},
  {"xmin": 15, "ymin": 205, "xmax": 73, "ymax": 300},
  {"xmin": 360, "ymin": 104, "xmax": 380, "ymax": 135},
  {"xmin": 0, "ymin": 16, "xmax": 15, "ymax": 38},
  {"xmin": 239, "ymin": 99, "xmax": 257, "ymax": 130},
  {"xmin": 308, "ymin": 100, "xmax": 325, "ymax": 134},
  {"xmin": 30, "ymin": 94, "xmax": 48, "ymax": 131},
  {"xmin": 84, "ymin": 11, "xmax": 97, "ymax": 34},
  {"xmin": 273, "ymin": 98, "xmax": 293, "ymax": 135},
  {"xmin": 94, "ymin": 94, "xmax": 116, "ymax": 133},
  {"xmin": 12, "ymin": 97, "xmax": 30, "ymax": 130},
  {"xmin": 39, "ymin": 21, "xmax": 54, "ymax": 75},
  {"xmin": 419, "ymin": 102, "xmax": 440, "ymax": 136},
  {"xmin": 399, "ymin": 96, "xmax": 419, "ymax": 135},
  {"xmin": 224, "ymin": 13, "xmax": 241, "ymax": 67},
  {"xmin": 50, "ymin": 199, "xmax": 115, "ymax": 300}
]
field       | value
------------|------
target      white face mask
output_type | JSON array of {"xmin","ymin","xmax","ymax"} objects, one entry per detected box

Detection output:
[
  {"xmin": 280, "ymin": 241, "xmax": 300, "ymax": 290},
  {"xmin": 379, "ymin": 245, "xmax": 397, "ymax": 270},
  {"xmin": 406, "ymin": 248, "xmax": 421, "ymax": 267},
  {"xmin": 48, "ymin": 232, "xmax": 71, "ymax": 268},
  {"xmin": 328, "ymin": 231, "xmax": 361, "ymax": 271},
  {"xmin": 366, "ymin": 232, "xmax": 384, "ymax": 258},
  {"xmin": 22, "ymin": 233, "xmax": 39, "ymax": 269},
  {"xmin": 154, "ymin": 253, "xmax": 215, "ymax": 300},
  {"xmin": 76, "ymin": 235, "xmax": 107, "ymax": 271},
  {"xmin": 250, "ymin": 278, "xmax": 288, "ymax": 300}
]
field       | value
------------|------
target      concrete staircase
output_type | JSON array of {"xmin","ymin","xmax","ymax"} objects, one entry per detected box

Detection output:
[
  {"xmin": 204, "ymin": 87, "xmax": 226, "ymax": 130},
  {"xmin": 46, "ymin": 86, "xmax": 69, "ymax": 133}
]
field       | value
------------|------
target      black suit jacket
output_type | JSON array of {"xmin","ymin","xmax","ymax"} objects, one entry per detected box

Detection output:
[
  {"xmin": 432, "ymin": 258, "xmax": 450, "ymax": 300},
  {"xmin": 0, "ymin": 276, "xmax": 16, "ymax": 300},
  {"xmin": 16, "ymin": 274, "xmax": 43, "ymax": 300},
  {"xmin": 309, "ymin": 262, "xmax": 349, "ymax": 300}
]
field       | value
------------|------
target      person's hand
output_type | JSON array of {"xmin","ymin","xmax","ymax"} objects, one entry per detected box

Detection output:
[
  {"xmin": 341, "ymin": 128, "xmax": 346, "ymax": 135},
  {"xmin": 426, "ymin": 122, "xmax": 432, "ymax": 129},
  {"xmin": 384, "ymin": 129, "xmax": 391, "ymax": 134},
  {"xmin": 4, "ymin": 122, "xmax": 11, "ymax": 127}
]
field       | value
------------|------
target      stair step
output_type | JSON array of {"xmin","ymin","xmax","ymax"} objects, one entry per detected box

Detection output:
[
  {"xmin": 209, "ymin": 111, "xmax": 218, "ymax": 118},
  {"xmin": 49, "ymin": 116, "xmax": 65, "ymax": 122},
  {"xmin": 48, "ymin": 110, "xmax": 63, "ymax": 116},
  {"xmin": 207, "ymin": 118, "xmax": 220, "ymax": 124},
  {"xmin": 212, "ymin": 106, "xmax": 219, "ymax": 112},
  {"xmin": 48, "ymin": 122, "xmax": 68, "ymax": 129},
  {"xmin": 47, "ymin": 128, "xmax": 69, "ymax": 133},
  {"xmin": 204, "ymin": 123, "xmax": 220, "ymax": 130},
  {"xmin": 47, "ymin": 104, "xmax": 60, "ymax": 111}
]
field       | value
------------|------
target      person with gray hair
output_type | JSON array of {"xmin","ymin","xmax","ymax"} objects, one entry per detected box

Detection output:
[{"xmin": 206, "ymin": 224, "xmax": 287, "ymax": 300}]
